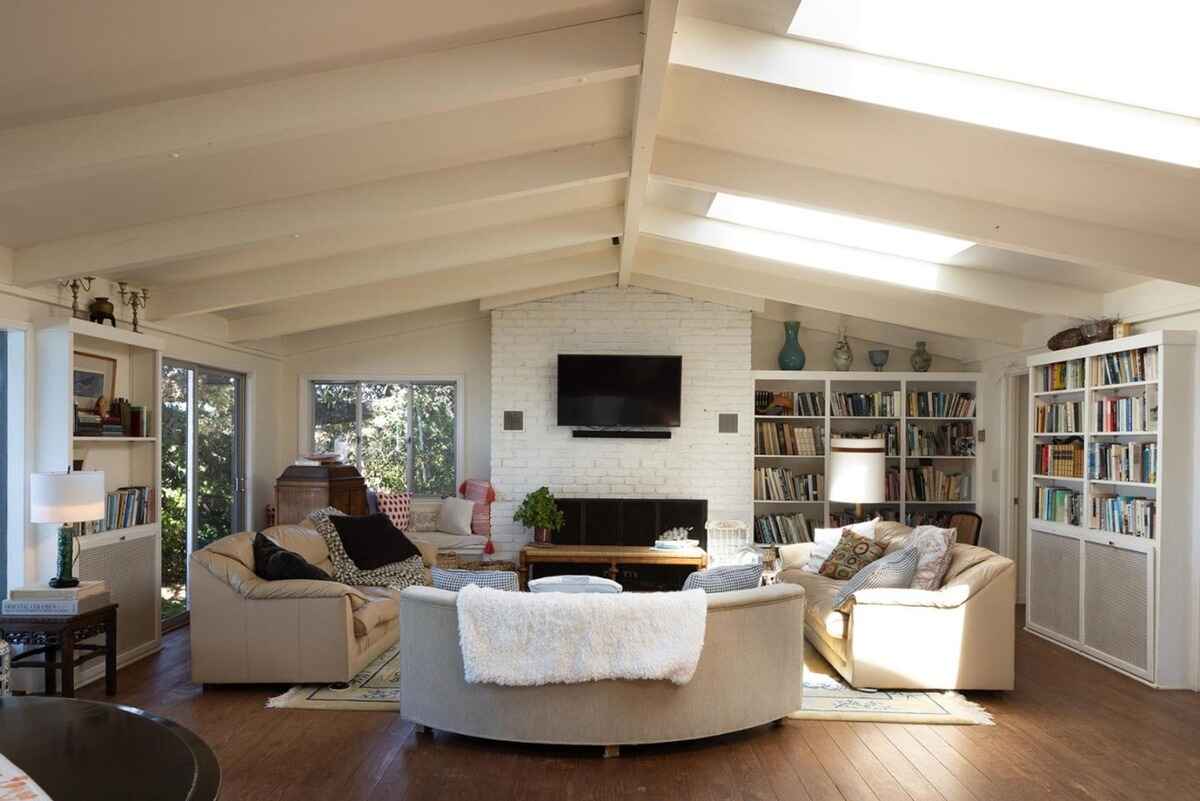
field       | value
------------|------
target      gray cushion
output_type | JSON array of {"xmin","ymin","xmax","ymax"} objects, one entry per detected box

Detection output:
[
  {"xmin": 833, "ymin": 545, "xmax": 920, "ymax": 611},
  {"xmin": 683, "ymin": 562, "xmax": 763, "ymax": 593},
  {"xmin": 431, "ymin": 567, "xmax": 519, "ymax": 592}
]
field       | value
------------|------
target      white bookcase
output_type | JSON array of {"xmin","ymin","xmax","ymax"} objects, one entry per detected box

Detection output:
[
  {"xmin": 35, "ymin": 317, "xmax": 164, "ymax": 686},
  {"xmin": 1026, "ymin": 331, "xmax": 1196, "ymax": 687},
  {"xmin": 751, "ymin": 371, "xmax": 981, "ymax": 536}
]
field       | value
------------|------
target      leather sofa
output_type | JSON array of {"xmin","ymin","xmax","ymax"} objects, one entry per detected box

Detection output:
[
  {"xmin": 778, "ymin": 522, "xmax": 1015, "ymax": 691},
  {"xmin": 397, "ymin": 582, "xmax": 806, "ymax": 751}
]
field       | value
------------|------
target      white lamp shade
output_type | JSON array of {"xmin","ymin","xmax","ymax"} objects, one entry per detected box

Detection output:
[
  {"xmin": 828, "ymin": 438, "xmax": 886, "ymax": 504},
  {"xmin": 30, "ymin": 471, "xmax": 106, "ymax": 524}
]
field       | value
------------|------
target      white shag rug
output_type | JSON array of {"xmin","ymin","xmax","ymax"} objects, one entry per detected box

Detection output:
[{"xmin": 267, "ymin": 642, "xmax": 992, "ymax": 725}]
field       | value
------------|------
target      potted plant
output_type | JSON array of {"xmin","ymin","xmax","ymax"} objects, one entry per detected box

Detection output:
[{"xmin": 513, "ymin": 486, "xmax": 565, "ymax": 546}]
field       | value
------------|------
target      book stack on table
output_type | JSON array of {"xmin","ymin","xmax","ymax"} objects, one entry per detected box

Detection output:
[{"xmin": 2, "ymin": 580, "xmax": 110, "ymax": 616}]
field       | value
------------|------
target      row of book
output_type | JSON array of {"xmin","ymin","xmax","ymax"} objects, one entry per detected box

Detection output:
[
  {"xmin": 1035, "ymin": 439, "xmax": 1084, "ymax": 478},
  {"xmin": 754, "ymin": 391, "xmax": 825, "ymax": 417},
  {"xmin": 76, "ymin": 486, "xmax": 154, "ymax": 534},
  {"xmin": 832, "ymin": 508, "xmax": 900, "ymax": 527},
  {"xmin": 835, "ymin": 427, "xmax": 899, "ymax": 456},
  {"xmin": 2, "ymin": 580, "xmax": 110, "ymax": 616},
  {"xmin": 1094, "ymin": 396, "xmax": 1156, "ymax": 433},
  {"xmin": 753, "ymin": 513, "xmax": 812, "ymax": 545},
  {"xmin": 755, "ymin": 421, "xmax": 824, "ymax": 456},
  {"xmin": 905, "ymin": 467, "xmax": 972, "ymax": 502},
  {"xmin": 1034, "ymin": 487, "xmax": 1082, "ymax": 526},
  {"xmin": 907, "ymin": 392, "xmax": 976, "ymax": 418},
  {"xmin": 904, "ymin": 510, "xmax": 957, "ymax": 527},
  {"xmin": 906, "ymin": 422, "xmax": 975, "ymax": 457},
  {"xmin": 754, "ymin": 468, "xmax": 824, "ymax": 502},
  {"xmin": 1035, "ymin": 359, "xmax": 1085, "ymax": 392},
  {"xmin": 1089, "ymin": 442, "xmax": 1157, "ymax": 484},
  {"xmin": 884, "ymin": 468, "xmax": 902, "ymax": 502},
  {"xmin": 74, "ymin": 401, "xmax": 151, "ymax": 437},
  {"xmin": 1092, "ymin": 347, "xmax": 1157, "ymax": 386},
  {"xmin": 1090, "ymin": 494, "xmax": 1155, "ymax": 538},
  {"xmin": 830, "ymin": 391, "xmax": 901, "ymax": 417},
  {"xmin": 1036, "ymin": 400, "xmax": 1083, "ymax": 433}
]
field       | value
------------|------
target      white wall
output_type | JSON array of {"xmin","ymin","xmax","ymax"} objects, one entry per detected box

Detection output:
[{"xmin": 489, "ymin": 287, "xmax": 753, "ymax": 560}]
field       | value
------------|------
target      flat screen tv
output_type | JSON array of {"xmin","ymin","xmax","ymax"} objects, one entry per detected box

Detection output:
[{"xmin": 557, "ymin": 354, "xmax": 682, "ymax": 427}]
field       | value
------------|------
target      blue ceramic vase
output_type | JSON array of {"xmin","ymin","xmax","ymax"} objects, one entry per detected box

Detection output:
[{"xmin": 778, "ymin": 321, "xmax": 806, "ymax": 370}]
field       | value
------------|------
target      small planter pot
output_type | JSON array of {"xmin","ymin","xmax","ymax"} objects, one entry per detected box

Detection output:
[{"xmin": 533, "ymin": 527, "xmax": 553, "ymax": 546}]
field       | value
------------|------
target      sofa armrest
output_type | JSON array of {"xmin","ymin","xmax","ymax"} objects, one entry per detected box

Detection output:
[
  {"xmin": 244, "ymin": 578, "xmax": 368, "ymax": 608},
  {"xmin": 851, "ymin": 557, "xmax": 1016, "ymax": 610},
  {"xmin": 778, "ymin": 542, "xmax": 815, "ymax": 571}
]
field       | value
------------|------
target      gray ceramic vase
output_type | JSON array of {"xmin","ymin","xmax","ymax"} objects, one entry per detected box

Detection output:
[
  {"xmin": 832, "ymin": 334, "xmax": 853, "ymax": 371},
  {"xmin": 910, "ymin": 341, "xmax": 932, "ymax": 372}
]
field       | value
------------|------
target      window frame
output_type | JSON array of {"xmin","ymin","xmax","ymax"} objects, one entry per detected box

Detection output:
[{"xmin": 301, "ymin": 374, "xmax": 464, "ymax": 498}]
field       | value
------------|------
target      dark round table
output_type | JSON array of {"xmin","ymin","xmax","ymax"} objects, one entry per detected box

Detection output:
[{"xmin": 0, "ymin": 696, "xmax": 220, "ymax": 800}]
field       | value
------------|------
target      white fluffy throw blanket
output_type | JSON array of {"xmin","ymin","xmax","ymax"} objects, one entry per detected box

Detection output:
[{"xmin": 456, "ymin": 585, "xmax": 708, "ymax": 686}]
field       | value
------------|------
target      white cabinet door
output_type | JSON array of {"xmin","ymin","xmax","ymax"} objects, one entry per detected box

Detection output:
[{"xmin": 1082, "ymin": 538, "xmax": 1154, "ymax": 681}]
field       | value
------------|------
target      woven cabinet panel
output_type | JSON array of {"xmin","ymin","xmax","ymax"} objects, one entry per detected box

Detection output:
[
  {"xmin": 1084, "ymin": 541, "xmax": 1151, "ymax": 672},
  {"xmin": 1029, "ymin": 529, "xmax": 1081, "ymax": 642}
]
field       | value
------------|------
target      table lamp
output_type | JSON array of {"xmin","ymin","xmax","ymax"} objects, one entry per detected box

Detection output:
[
  {"xmin": 829, "ymin": 438, "xmax": 885, "ymax": 520},
  {"xmin": 31, "ymin": 470, "xmax": 105, "ymax": 588}
]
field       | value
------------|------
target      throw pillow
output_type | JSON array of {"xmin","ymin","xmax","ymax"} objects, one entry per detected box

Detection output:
[
  {"xmin": 819, "ymin": 529, "xmax": 886, "ymax": 580},
  {"xmin": 431, "ymin": 567, "xmax": 519, "ymax": 592},
  {"xmin": 438, "ymin": 496, "xmax": 476, "ymax": 536},
  {"xmin": 307, "ymin": 507, "xmax": 425, "ymax": 590},
  {"xmin": 682, "ymin": 562, "xmax": 763, "ymax": 593},
  {"xmin": 252, "ymin": 532, "xmax": 334, "ymax": 582},
  {"xmin": 833, "ymin": 545, "xmax": 920, "ymax": 611},
  {"xmin": 376, "ymin": 491, "xmax": 413, "ymax": 531},
  {"xmin": 803, "ymin": 517, "xmax": 880, "ymax": 573},
  {"xmin": 903, "ymin": 525, "xmax": 958, "ymax": 590},
  {"xmin": 330, "ymin": 513, "xmax": 420, "ymax": 571},
  {"xmin": 458, "ymin": 479, "xmax": 496, "ymax": 535}
]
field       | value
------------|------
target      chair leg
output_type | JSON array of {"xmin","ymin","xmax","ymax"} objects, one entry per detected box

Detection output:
[{"xmin": 603, "ymin": 745, "xmax": 620, "ymax": 759}]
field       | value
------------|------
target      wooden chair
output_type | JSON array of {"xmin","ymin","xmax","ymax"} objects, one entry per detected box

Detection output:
[{"xmin": 947, "ymin": 511, "xmax": 982, "ymax": 547}]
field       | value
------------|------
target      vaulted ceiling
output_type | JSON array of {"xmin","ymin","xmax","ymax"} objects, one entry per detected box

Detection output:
[{"xmin": 1, "ymin": 0, "xmax": 1196, "ymax": 351}]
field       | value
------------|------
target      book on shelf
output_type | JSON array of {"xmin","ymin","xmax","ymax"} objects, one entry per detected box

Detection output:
[
  {"xmin": 754, "ymin": 513, "xmax": 812, "ymax": 545},
  {"xmin": 1088, "ymin": 441, "xmax": 1156, "ymax": 484},
  {"xmin": 754, "ymin": 468, "xmax": 824, "ymax": 502},
  {"xmin": 885, "ymin": 468, "xmax": 901, "ymax": 502},
  {"xmin": 906, "ymin": 391, "xmax": 975, "ymax": 418},
  {"xmin": 754, "ymin": 390, "xmax": 825, "ymax": 417},
  {"xmin": 904, "ymin": 466, "xmax": 972, "ymax": 502},
  {"xmin": 906, "ymin": 422, "xmax": 975, "ymax": 456},
  {"xmin": 77, "ymin": 486, "xmax": 155, "ymax": 534},
  {"xmin": 1091, "ymin": 347, "xmax": 1157, "ymax": 386},
  {"xmin": 1092, "ymin": 395, "xmax": 1156, "ymax": 433},
  {"xmin": 833, "ymin": 507, "xmax": 898, "ymax": 527},
  {"xmin": 1035, "ymin": 359, "xmax": 1084, "ymax": 392},
  {"xmin": 8, "ymin": 580, "xmax": 108, "ymax": 601},
  {"xmin": 1035, "ymin": 400, "xmax": 1082, "ymax": 433},
  {"xmin": 2, "ymin": 592, "xmax": 111, "ymax": 616},
  {"xmin": 903, "ymin": 509, "xmax": 957, "ymax": 527},
  {"xmin": 1089, "ymin": 493, "xmax": 1155, "ymax": 538},
  {"xmin": 830, "ymin": 391, "xmax": 900, "ymax": 417},
  {"xmin": 755, "ymin": 421, "xmax": 824, "ymax": 456},
  {"xmin": 1035, "ymin": 438, "xmax": 1084, "ymax": 478},
  {"xmin": 1035, "ymin": 486, "xmax": 1082, "ymax": 526},
  {"xmin": 837, "ymin": 426, "xmax": 900, "ymax": 456}
]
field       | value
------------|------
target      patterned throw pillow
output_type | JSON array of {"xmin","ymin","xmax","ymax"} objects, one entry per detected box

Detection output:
[
  {"xmin": 833, "ymin": 545, "xmax": 920, "ymax": 611},
  {"xmin": 803, "ymin": 517, "xmax": 880, "ymax": 573},
  {"xmin": 431, "ymin": 567, "xmax": 519, "ymax": 592},
  {"xmin": 682, "ymin": 562, "xmax": 763, "ymax": 593},
  {"xmin": 819, "ymin": 528, "xmax": 886, "ymax": 580},
  {"xmin": 376, "ymin": 492, "xmax": 413, "ymax": 531},
  {"xmin": 903, "ymin": 525, "xmax": 958, "ymax": 590},
  {"xmin": 307, "ymin": 507, "xmax": 425, "ymax": 590}
]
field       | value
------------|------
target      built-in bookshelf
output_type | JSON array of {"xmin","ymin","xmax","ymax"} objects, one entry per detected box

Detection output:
[
  {"xmin": 752, "ymin": 371, "xmax": 980, "ymax": 541},
  {"xmin": 1026, "ymin": 330, "xmax": 1195, "ymax": 688}
]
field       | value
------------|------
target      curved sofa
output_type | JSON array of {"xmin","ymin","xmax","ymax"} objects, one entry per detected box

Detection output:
[{"xmin": 398, "ymin": 583, "xmax": 805, "ymax": 751}]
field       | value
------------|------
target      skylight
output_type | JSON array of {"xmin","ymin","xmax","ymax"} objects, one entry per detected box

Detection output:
[
  {"xmin": 788, "ymin": 0, "xmax": 1200, "ymax": 119},
  {"xmin": 706, "ymin": 194, "xmax": 974, "ymax": 263}
]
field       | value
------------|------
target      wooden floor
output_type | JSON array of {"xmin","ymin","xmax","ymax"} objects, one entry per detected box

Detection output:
[{"xmin": 79, "ymin": 610, "xmax": 1200, "ymax": 801}]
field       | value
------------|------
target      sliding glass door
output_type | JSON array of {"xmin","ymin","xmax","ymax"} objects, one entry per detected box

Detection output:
[{"xmin": 161, "ymin": 361, "xmax": 246, "ymax": 626}]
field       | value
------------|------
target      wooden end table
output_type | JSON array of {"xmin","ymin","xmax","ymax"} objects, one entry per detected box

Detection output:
[
  {"xmin": 0, "ymin": 604, "xmax": 118, "ymax": 698},
  {"xmin": 519, "ymin": 544, "xmax": 708, "ymax": 589}
]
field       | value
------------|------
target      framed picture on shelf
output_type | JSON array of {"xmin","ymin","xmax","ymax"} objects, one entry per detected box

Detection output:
[{"xmin": 73, "ymin": 351, "xmax": 117, "ymax": 411}]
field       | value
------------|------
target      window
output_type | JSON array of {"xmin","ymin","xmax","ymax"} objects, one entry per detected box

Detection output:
[{"xmin": 310, "ymin": 380, "xmax": 458, "ymax": 497}]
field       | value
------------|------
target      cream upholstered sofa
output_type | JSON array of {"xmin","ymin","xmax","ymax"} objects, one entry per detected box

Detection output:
[
  {"xmin": 398, "ymin": 583, "xmax": 806, "ymax": 751},
  {"xmin": 190, "ymin": 524, "xmax": 440, "ymax": 684},
  {"xmin": 778, "ymin": 522, "xmax": 1015, "ymax": 691}
]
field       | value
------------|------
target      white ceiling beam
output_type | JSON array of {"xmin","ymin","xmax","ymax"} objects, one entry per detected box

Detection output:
[
  {"xmin": 653, "ymin": 139, "xmax": 1199, "ymax": 291},
  {"xmin": 641, "ymin": 207, "xmax": 1102, "ymax": 318},
  {"xmin": 14, "ymin": 139, "xmax": 630, "ymax": 286},
  {"xmin": 150, "ymin": 207, "xmax": 623, "ymax": 319},
  {"xmin": 627, "ymin": 272, "xmax": 764, "ymax": 312},
  {"xmin": 229, "ymin": 249, "xmax": 620, "ymax": 341},
  {"xmin": 679, "ymin": 0, "xmax": 802, "ymax": 34},
  {"xmin": 635, "ymin": 242, "xmax": 1026, "ymax": 346},
  {"xmin": 479, "ymin": 275, "xmax": 618, "ymax": 311},
  {"xmin": 0, "ymin": 16, "xmax": 643, "ymax": 194},
  {"xmin": 618, "ymin": 0, "xmax": 679, "ymax": 287}
]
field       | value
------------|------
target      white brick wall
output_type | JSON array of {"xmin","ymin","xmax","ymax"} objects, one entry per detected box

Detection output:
[{"xmin": 489, "ymin": 287, "xmax": 753, "ymax": 560}]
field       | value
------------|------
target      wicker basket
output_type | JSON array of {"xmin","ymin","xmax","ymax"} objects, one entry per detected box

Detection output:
[{"xmin": 704, "ymin": 520, "xmax": 752, "ymax": 566}]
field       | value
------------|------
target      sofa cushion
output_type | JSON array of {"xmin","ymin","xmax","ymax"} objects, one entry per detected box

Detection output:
[
  {"xmin": 780, "ymin": 569, "xmax": 848, "ymax": 641},
  {"xmin": 804, "ymin": 518, "xmax": 879, "ymax": 573},
  {"xmin": 941, "ymin": 543, "xmax": 998, "ymax": 585},
  {"xmin": 902, "ymin": 525, "xmax": 958, "ymax": 590},
  {"xmin": 431, "ymin": 567, "xmax": 519, "ymax": 592},
  {"xmin": 819, "ymin": 529, "xmax": 885, "ymax": 580},
  {"xmin": 875, "ymin": 520, "xmax": 913, "ymax": 552},
  {"xmin": 377, "ymin": 491, "xmax": 413, "ymax": 531},
  {"xmin": 832, "ymin": 545, "xmax": 920, "ymax": 611},
  {"xmin": 437, "ymin": 497, "xmax": 476, "ymax": 536},
  {"xmin": 407, "ymin": 531, "xmax": 488, "ymax": 553},
  {"xmin": 330, "ymin": 513, "xmax": 420, "ymax": 570},
  {"xmin": 683, "ymin": 562, "xmax": 763, "ymax": 593},
  {"xmin": 351, "ymin": 594, "xmax": 400, "ymax": 638},
  {"xmin": 252, "ymin": 532, "xmax": 334, "ymax": 582},
  {"xmin": 308, "ymin": 507, "xmax": 427, "ymax": 591},
  {"xmin": 261, "ymin": 524, "xmax": 335, "ymax": 575}
]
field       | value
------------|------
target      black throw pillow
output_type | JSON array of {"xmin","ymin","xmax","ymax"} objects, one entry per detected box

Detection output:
[
  {"xmin": 252, "ymin": 532, "xmax": 334, "ymax": 582},
  {"xmin": 330, "ymin": 513, "xmax": 420, "ymax": 571}
]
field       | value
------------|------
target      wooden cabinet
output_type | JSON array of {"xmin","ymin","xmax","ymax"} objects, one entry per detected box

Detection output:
[{"xmin": 273, "ymin": 463, "xmax": 368, "ymax": 524}]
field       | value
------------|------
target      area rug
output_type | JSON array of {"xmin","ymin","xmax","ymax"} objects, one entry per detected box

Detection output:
[{"xmin": 267, "ymin": 644, "xmax": 992, "ymax": 725}]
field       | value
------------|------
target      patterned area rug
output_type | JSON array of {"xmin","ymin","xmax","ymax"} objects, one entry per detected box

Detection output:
[{"xmin": 266, "ymin": 644, "xmax": 992, "ymax": 725}]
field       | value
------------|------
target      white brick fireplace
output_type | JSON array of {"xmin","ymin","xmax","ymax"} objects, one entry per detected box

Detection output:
[{"xmin": 489, "ymin": 287, "xmax": 753, "ymax": 559}]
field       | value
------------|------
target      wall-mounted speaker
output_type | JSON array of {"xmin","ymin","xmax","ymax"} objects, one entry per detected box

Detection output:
[
  {"xmin": 718, "ymin": 413, "xmax": 738, "ymax": 434},
  {"xmin": 502, "ymin": 410, "xmax": 524, "ymax": 432}
]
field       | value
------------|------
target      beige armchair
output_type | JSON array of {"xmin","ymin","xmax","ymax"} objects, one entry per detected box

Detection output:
[{"xmin": 778, "ymin": 529, "xmax": 1015, "ymax": 691}]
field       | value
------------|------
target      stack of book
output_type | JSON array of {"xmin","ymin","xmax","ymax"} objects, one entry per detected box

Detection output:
[
  {"xmin": 1035, "ymin": 486, "xmax": 1082, "ymax": 525},
  {"xmin": 905, "ymin": 467, "xmax": 972, "ymax": 501},
  {"xmin": 1089, "ymin": 442, "xmax": 1157, "ymax": 483},
  {"xmin": 831, "ymin": 391, "xmax": 901, "ymax": 417},
  {"xmin": 753, "ymin": 513, "xmax": 812, "ymax": 545},
  {"xmin": 1090, "ymin": 494, "xmax": 1155, "ymax": 538},
  {"xmin": 754, "ymin": 468, "xmax": 824, "ymax": 501},
  {"xmin": 1035, "ymin": 359, "xmax": 1085, "ymax": 392},
  {"xmin": 755, "ymin": 422, "xmax": 824, "ymax": 455},
  {"xmin": 2, "ymin": 580, "xmax": 110, "ymax": 616},
  {"xmin": 754, "ymin": 390, "xmax": 825, "ymax": 416},
  {"xmin": 74, "ymin": 409, "xmax": 103, "ymax": 436},
  {"xmin": 906, "ymin": 391, "xmax": 976, "ymax": 418},
  {"xmin": 1035, "ymin": 400, "xmax": 1083, "ymax": 433},
  {"xmin": 1035, "ymin": 438, "xmax": 1084, "ymax": 477},
  {"xmin": 1092, "ymin": 347, "xmax": 1158, "ymax": 386},
  {"xmin": 1093, "ymin": 395, "xmax": 1155, "ymax": 432}
]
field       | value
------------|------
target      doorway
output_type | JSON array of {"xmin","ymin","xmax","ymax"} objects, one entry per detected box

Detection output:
[
  {"xmin": 161, "ymin": 360, "xmax": 247, "ymax": 628},
  {"xmin": 1005, "ymin": 371, "xmax": 1030, "ymax": 603}
]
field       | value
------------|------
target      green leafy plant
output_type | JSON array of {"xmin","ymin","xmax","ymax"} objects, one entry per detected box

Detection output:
[{"xmin": 513, "ymin": 486, "xmax": 565, "ymax": 531}]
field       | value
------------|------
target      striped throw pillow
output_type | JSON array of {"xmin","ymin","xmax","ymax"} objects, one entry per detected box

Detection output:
[
  {"xmin": 682, "ymin": 562, "xmax": 763, "ymax": 593},
  {"xmin": 833, "ymin": 545, "xmax": 921, "ymax": 611},
  {"xmin": 431, "ymin": 567, "xmax": 519, "ymax": 593}
]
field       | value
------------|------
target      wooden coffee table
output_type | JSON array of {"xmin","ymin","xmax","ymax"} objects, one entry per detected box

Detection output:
[{"xmin": 519, "ymin": 544, "xmax": 708, "ymax": 589}]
